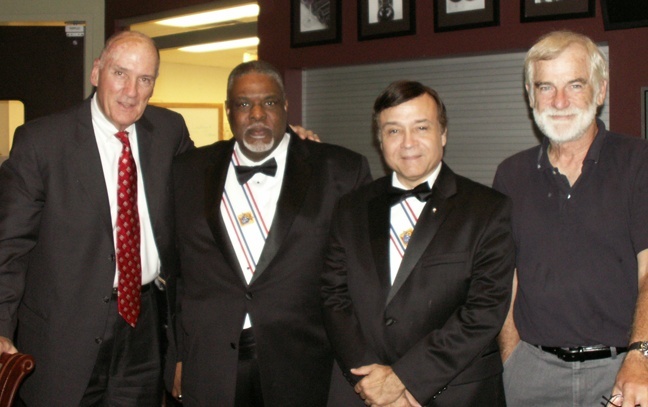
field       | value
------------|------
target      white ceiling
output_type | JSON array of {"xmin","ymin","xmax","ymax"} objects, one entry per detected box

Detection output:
[
  {"xmin": 130, "ymin": 9, "xmax": 257, "ymax": 69},
  {"xmin": 159, "ymin": 46, "xmax": 255, "ymax": 69}
]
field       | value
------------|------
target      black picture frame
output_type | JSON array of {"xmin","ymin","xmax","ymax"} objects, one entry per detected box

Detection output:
[
  {"xmin": 434, "ymin": 0, "xmax": 499, "ymax": 33},
  {"xmin": 601, "ymin": 0, "xmax": 648, "ymax": 31},
  {"xmin": 358, "ymin": 0, "xmax": 416, "ymax": 41},
  {"xmin": 291, "ymin": 0, "xmax": 341, "ymax": 47},
  {"xmin": 642, "ymin": 87, "xmax": 648, "ymax": 139},
  {"xmin": 521, "ymin": 0, "xmax": 594, "ymax": 23}
]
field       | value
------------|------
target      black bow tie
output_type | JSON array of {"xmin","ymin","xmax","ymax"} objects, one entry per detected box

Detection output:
[
  {"xmin": 234, "ymin": 158, "xmax": 278, "ymax": 185},
  {"xmin": 388, "ymin": 182, "xmax": 432, "ymax": 206}
]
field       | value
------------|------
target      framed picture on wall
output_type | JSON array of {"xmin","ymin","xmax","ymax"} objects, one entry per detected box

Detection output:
[
  {"xmin": 150, "ymin": 103, "xmax": 225, "ymax": 146},
  {"xmin": 291, "ymin": 0, "xmax": 341, "ymax": 47},
  {"xmin": 358, "ymin": 0, "xmax": 416, "ymax": 40},
  {"xmin": 601, "ymin": 0, "xmax": 648, "ymax": 30},
  {"xmin": 434, "ymin": 0, "xmax": 499, "ymax": 33},
  {"xmin": 521, "ymin": 0, "xmax": 594, "ymax": 23}
]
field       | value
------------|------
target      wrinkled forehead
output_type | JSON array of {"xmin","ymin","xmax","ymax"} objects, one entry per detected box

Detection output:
[
  {"xmin": 231, "ymin": 73, "xmax": 284, "ymax": 98},
  {"xmin": 104, "ymin": 37, "xmax": 159, "ymax": 73}
]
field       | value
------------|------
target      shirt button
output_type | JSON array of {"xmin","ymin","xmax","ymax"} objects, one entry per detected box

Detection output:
[
  {"xmin": 385, "ymin": 318, "xmax": 396, "ymax": 326},
  {"xmin": 245, "ymin": 292, "xmax": 253, "ymax": 300},
  {"xmin": 95, "ymin": 337, "xmax": 103, "ymax": 344},
  {"xmin": 103, "ymin": 296, "xmax": 110, "ymax": 303}
]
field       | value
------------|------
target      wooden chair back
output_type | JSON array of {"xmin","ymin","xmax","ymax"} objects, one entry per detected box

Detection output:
[{"xmin": 0, "ymin": 353, "xmax": 34, "ymax": 407}]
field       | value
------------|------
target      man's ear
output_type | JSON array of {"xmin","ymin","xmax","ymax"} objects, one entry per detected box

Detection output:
[
  {"xmin": 525, "ymin": 84, "xmax": 534, "ymax": 108},
  {"xmin": 596, "ymin": 80, "xmax": 608, "ymax": 106},
  {"xmin": 90, "ymin": 58, "xmax": 101, "ymax": 87}
]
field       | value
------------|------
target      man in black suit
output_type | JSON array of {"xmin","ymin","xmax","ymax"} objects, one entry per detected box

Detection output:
[
  {"xmin": 322, "ymin": 80, "xmax": 515, "ymax": 406},
  {"xmin": 167, "ymin": 60, "xmax": 371, "ymax": 406},
  {"xmin": 0, "ymin": 31, "xmax": 194, "ymax": 406}
]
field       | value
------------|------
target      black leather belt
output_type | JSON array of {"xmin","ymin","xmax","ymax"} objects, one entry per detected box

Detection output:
[
  {"xmin": 111, "ymin": 282, "xmax": 154, "ymax": 297},
  {"xmin": 536, "ymin": 345, "xmax": 627, "ymax": 362}
]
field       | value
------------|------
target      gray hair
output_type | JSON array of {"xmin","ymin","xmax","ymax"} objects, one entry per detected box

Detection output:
[
  {"xmin": 524, "ymin": 31, "xmax": 608, "ymax": 105},
  {"xmin": 226, "ymin": 60, "xmax": 286, "ymax": 102}
]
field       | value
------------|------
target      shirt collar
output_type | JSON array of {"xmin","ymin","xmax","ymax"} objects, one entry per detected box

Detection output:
[
  {"xmin": 233, "ymin": 132, "xmax": 291, "ymax": 166},
  {"xmin": 91, "ymin": 95, "xmax": 136, "ymax": 139},
  {"xmin": 391, "ymin": 161, "xmax": 442, "ymax": 190},
  {"xmin": 537, "ymin": 118, "xmax": 607, "ymax": 171}
]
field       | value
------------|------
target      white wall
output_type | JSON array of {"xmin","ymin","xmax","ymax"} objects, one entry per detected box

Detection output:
[
  {"xmin": 0, "ymin": 101, "xmax": 24, "ymax": 161},
  {"xmin": 0, "ymin": 101, "xmax": 9, "ymax": 157},
  {"xmin": 152, "ymin": 62, "xmax": 233, "ymax": 143},
  {"xmin": 0, "ymin": 0, "xmax": 105, "ymax": 97}
]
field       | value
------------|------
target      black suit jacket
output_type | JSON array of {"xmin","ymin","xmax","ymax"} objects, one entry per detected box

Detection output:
[
  {"xmin": 168, "ymin": 134, "xmax": 371, "ymax": 406},
  {"xmin": 0, "ymin": 99, "xmax": 193, "ymax": 406},
  {"xmin": 322, "ymin": 163, "xmax": 515, "ymax": 406}
]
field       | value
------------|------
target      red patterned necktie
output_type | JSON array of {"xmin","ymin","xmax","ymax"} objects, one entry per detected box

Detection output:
[{"xmin": 114, "ymin": 131, "xmax": 141, "ymax": 327}]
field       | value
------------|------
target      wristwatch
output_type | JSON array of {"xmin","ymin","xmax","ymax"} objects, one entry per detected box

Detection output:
[{"xmin": 628, "ymin": 341, "xmax": 648, "ymax": 357}]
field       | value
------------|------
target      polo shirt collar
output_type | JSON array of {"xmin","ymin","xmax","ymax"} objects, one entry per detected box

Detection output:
[{"xmin": 536, "ymin": 118, "xmax": 608, "ymax": 171}]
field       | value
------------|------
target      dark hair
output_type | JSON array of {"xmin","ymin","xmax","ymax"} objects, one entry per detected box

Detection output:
[
  {"xmin": 226, "ymin": 60, "xmax": 286, "ymax": 103},
  {"xmin": 372, "ymin": 80, "xmax": 448, "ymax": 141}
]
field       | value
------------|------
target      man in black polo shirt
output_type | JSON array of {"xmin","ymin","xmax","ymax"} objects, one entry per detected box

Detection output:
[{"xmin": 494, "ymin": 31, "xmax": 648, "ymax": 407}]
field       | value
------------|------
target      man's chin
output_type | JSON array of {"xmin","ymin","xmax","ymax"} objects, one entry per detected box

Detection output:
[
  {"xmin": 544, "ymin": 127, "xmax": 584, "ymax": 144},
  {"xmin": 243, "ymin": 140, "xmax": 274, "ymax": 154}
]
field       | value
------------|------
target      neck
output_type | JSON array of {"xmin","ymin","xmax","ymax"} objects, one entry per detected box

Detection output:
[
  {"xmin": 547, "ymin": 122, "xmax": 598, "ymax": 186},
  {"xmin": 548, "ymin": 122, "xmax": 597, "ymax": 162}
]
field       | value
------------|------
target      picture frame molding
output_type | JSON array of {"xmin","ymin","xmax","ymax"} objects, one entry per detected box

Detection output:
[
  {"xmin": 151, "ymin": 102, "xmax": 224, "ymax": 145},
  {"xmin": 358, "ymin": 0, "xmax": 416, "ymax": 41},
  {"xmin": 290, "ymin": 0, "xmax": 342, "ymax": 48},
  {"xmin": 601, "ymin": 0, "xmax": 648, "ymax": 31},
  {"xmin": 433, "ymin": 0, "xmax": 499, "ymax": 33},
  {"xmin": 521, "ymin": 0, "xmax": 595, "ymax": 23}
]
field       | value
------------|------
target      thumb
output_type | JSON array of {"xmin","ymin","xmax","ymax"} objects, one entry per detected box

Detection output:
[{"xmin": 350, "ymin": 364, "xmax": 375, "ymax": 376}]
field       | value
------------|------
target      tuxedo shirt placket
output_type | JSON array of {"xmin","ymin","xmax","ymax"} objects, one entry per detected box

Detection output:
[{"xmin": 389, "ymin": 197, "xmax": 425, "ymax": 285}]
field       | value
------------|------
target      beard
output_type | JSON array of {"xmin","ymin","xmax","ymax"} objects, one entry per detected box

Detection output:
[
  {"xmin": 243, "ymin": 138, "xmax": 274, "ymax": 153},
  {"xmin": 242, "ymin": 125, "xmax": 276, "ymax": 154},
  {"xmin": 533, "ymin": 101, "xmax": 598, "ymax": 144}
]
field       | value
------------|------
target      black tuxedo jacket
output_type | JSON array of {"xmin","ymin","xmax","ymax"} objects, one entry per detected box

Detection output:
[
  {"xmin": 322, "ymin": 163, "xmax": 515, "ymax": 406},
  {"xmin": 0, "ymin": 99, "xmax": 193, "ymax": 406},
  {"xmin": 169, "ymin": 134, "xmax": 371, "ymax": 406}
]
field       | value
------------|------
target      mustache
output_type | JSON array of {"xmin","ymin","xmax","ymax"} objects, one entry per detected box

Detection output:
[
  {"xmin": 539, "ymin": 108, "xmax": 580, "ymax": 117},
  {"xmin": 244, "ymin": 124, "xmax": 272, "ymax": 135}
]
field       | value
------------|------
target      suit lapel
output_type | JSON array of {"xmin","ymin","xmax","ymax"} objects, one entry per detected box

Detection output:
[
  {"xmin": 204, "ymin": 141, "xmax": 246, "ymax": 282},
  {"xmin": 70, "ymin": 100, "xmax": 112, "ymax": 235},
  {"xmin": 251, "ymin": 137, "xmax": 311, "ymax": 283},
  {"xmin": 386, "ymin": 164, "xmax": 458, "ymax": 306},
  {"xmin": 368, "ymin": 178, "xmax": 394, "ymax": 296},
  {"xmin": 135, "ymin": 115, "xmax": 157, "ymax": 229}
]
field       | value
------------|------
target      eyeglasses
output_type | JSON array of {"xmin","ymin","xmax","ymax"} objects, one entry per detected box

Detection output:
[
  {"xmin": 601, "ymin": 394, "xmax": 640, "ymax": 407},
  {"xmin": 601, "ymin": 394, "xmax": 622, "ymax": 407}
]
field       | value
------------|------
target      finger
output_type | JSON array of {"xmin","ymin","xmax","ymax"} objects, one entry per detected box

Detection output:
[
  {"xmin": 351, "ymin": 364, "xmax": 375, "ymax": 376},
  {"xmin": 0, "ymin": 344, "xmax": 17, "ymax": 354}
]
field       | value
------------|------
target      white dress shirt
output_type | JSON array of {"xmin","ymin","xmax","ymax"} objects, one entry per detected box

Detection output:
[
  {"xmin": 389, "ymin": 163, "xmax": 442, "ymax": 284},
  {"xmin": 221, "ymin": 133, "xmax": 290, "ymax": 329},
  {"xmin": 90, "ymin": 96, "xmax": 160, "ymax": 286}
]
